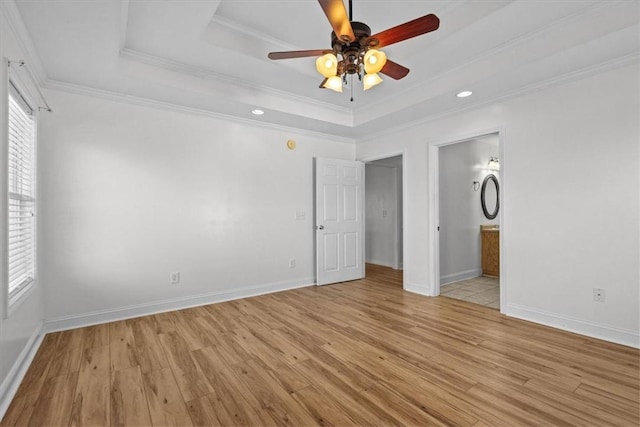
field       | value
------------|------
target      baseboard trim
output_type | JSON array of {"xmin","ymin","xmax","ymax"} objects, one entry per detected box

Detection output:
[
  {"xmin": 365, "ymin": 259, "xmax": 395, "ymax": 268},
  {"xmin": 0, "ymin": 320, "xmax": 44, "ymax": 420},
  {"xmin": 44, "ymin": 278, "xmax": 315, "ymax": 333},
  {"xmin": 505, "ymin": 303, "xmax": 640, "ymax": 349},
  {"xmin": 440, "ymin": 269, "xmax": 482, "ymax": 285},
  {"xmin": 404, "ymin": 282, "xmax": 434, "ymax": 297}
]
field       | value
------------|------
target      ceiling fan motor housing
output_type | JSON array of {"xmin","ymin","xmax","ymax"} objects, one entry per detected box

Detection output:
[{"xmin": 331, "ymin": 22, "xmax": 378, "ymax": 75}]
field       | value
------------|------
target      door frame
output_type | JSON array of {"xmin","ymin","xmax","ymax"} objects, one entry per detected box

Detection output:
[
  {"xmin": 429, "ymin": 129, "xmax": 506, "ymax": 313},
  {"xmin": 359, "ymin": 150, "xmax": 407, "ymax": 285}
]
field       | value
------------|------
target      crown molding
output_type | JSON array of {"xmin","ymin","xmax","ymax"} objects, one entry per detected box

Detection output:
[
  {"xmin": 1, "ymin": 0, "xmax": 48, "ymax": 85},
  {"xmin": 353, "ymin": 0, "xmax": 616, "ymax": 120},
  {"xmin": 356, "ymin": 52, "xmax": 639, "ymax": 144},
  {"xmin": 208, "ymin": 15, "xmax": 299, "ymax": 52},
  {"xmin": 120, "ymin": 47, "xmax": 353, "ymax": 119},
  {"xmin": 43, "ymin": 79, "xmax": 356, "ymax": 144},
  {"xmin": 43, "ymin": 51, "xmax": 636, "ymax": 148}
]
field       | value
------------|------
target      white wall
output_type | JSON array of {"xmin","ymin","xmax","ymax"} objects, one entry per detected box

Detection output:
[
  {"xmin": 365, "ymin": 162, "xmax": 398, "ymax": 268},
  {"xmin": 38, "ymin": 89, "xmax": 355, "ymax": 324},
  {"xmin": 0, "ymin": 5, "xmax": 45, "ymax": 416},
  {"xmin": 357, "ymin": 63, "xmax": 639, "ymax": 347},
  {"xmin": 439, "ymin": 136, "xmax": 499, "ymax": 284}
]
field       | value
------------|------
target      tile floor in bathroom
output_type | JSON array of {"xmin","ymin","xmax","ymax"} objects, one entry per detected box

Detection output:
[{"xmin": 440, "ymin": 276, "xmax": 500, "ymax": 309}]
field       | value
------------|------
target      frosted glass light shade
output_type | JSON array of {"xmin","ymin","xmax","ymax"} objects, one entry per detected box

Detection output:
[
  {"xmin": 364, "ymin": 49, "xmax": 387, "ymax": 74},
  {"xmin": 488, "ymin": 156, "xmax": 500, "ymax": 171},
  {"xmin": 322, "ymin": 76, "xmax": 343, "ymax": 92},
  {"xmin": 316, "ymin": 53, "xmax": 338, "ymax": 78},
  {"xmin": 363, "ymin": 73, "xmax": 383, "ymax": 91}
]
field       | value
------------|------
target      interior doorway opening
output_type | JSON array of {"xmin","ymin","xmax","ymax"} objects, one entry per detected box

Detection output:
[
  {"xmin": 434, "ymin": 132, "xmax": 503, "ymax": 311},
  {"xmin": 364, "ymin": 155, "xmax": 404, "ymax": 273}
]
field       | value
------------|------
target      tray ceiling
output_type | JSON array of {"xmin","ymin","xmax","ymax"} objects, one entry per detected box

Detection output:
[{"xmin": 11, "ymin": 0, "xmax": 640, "ymax": 140}]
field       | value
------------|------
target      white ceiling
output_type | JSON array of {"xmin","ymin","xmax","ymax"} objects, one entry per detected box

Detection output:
[{"xmin": 10, "ymin": 0, "xmax": 640, "ymax": 140}]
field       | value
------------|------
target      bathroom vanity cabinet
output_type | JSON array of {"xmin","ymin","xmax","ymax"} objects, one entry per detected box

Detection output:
[{"xmin": 481, "ymin": 225, "xmax": 500, "ymax": 277}]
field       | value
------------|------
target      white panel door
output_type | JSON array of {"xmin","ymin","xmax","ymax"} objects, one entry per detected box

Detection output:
[{"xmin": 315, "ymin": 158, "xmax": 364, "ymax": 285}]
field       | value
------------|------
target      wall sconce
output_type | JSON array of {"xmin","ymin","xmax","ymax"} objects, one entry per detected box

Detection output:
[{"xmin": 488, "ymin": 156, "xmax": 500, "ymax": 171}]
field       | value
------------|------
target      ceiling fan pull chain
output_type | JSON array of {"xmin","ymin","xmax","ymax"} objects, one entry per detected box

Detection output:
[{"xmin": 350, "ymin": 74, "xmax": 354, "ymax": 102}]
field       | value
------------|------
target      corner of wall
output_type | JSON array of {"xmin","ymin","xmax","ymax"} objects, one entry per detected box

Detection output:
[{"xmin": 404, "ymin": 282, "xmax": 435, "ymax": 297}]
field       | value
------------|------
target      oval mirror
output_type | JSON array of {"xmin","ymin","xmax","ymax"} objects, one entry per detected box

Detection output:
[{"xmin": 481, "ymin": 174, "xmax": 499, "ymax": 219}]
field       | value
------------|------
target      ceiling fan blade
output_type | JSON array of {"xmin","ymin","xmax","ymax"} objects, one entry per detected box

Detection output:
[
  {"xmin": 371, "ymin": 14, "xmax": 439, "ymax": 48},
  {"xmin": 318, "ymin": 0, "xmax": 355, "ymax": 42},
  {"xmin": 268, "ymin": 50, "xmax": 327, "ymax": 60},
  {"xmin": 380, "ymin": 60, "xmax": 410, "ymax": 80}
]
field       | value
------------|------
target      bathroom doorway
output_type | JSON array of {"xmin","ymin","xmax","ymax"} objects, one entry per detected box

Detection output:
[{"xmin": 435, "ymin": 133, "xmax": 502, "ymax": 310}]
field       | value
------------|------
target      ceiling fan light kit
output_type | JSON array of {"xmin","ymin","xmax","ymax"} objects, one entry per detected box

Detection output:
[
  {"xmin": 268, "ymin": 0, "xmax": 439, "ymax": 99},
  {"xmin": 363, "ymin": 49, "xmax": 386, "ymax": 74},
  {"xmin": 362, "ymin": 72, "xmax": 383, "ymax": 91},
  {"xmin": 321, "ymin": 76, "xmax": 343, "ymax": 92},
  {"xmin": 316, "ymin": 53, "xmax": 339, "ymax": 77}
]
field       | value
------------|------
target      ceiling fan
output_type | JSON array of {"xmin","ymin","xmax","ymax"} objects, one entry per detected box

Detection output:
[{"xmin": 267, "ymin": 0, "xmax": 439, "ymax": 98}]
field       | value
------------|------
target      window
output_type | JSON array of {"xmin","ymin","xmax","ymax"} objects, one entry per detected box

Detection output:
[{"xmin": 7, "ymin": 82, "xmax": 36, "ymax": 306}]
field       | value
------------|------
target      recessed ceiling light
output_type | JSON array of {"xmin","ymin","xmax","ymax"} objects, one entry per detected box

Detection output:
[
  {"xmin": 251, "ymin": 109, "xmax": 265, "ymax": 115},
  {"xmin": 456, "ymin": 90, "xmax": 473, "ymax": 98}
]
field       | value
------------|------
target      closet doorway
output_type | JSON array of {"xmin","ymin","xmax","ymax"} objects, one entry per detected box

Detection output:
[{"xmin": 365, "ymin": 155, "xmax": 404, "ymax": 274}]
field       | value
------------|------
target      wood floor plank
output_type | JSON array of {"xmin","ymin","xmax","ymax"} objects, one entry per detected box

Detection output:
[
  {"xmin": 83, "ymin": 323, "xmax": 110, "ymax": 349},
  {"xmin": 430, "ymin": 348, "xmax": 530, "ymax": 389},
  {"xmin": 109, "ymin": 320, "xmax": 139, "ymax": 372},
  {"xmin": 70, "ymin": 345, "xmax": 111, "ymax": 426},
  {"xmin": 149, "ymin": 312, "xmax": 177, "ymax": 334},
  {"xmin": 57, "ymin": 328, "xmax": 85, "ymax": 352},
  {"xmin": 291, "ymin": 385, "xmax": 360, "ymax": 426},
  {"xmin": 186, "ymin": 393, "xmax": 235, "ymax": 427},
  {"xmin": 362, "ymin": 383, "xmax": 452, "ymax": 426},
  {"xmin": 13, "ymin": 333, "xmax": 59, "ymax": 399},
  {"xmin": 291, "ymin": 357, "xmax": 402, "ymax": 425},
  {"xmin": 522, "ymin": 377, "xmax": 639, "ymax": 426},
  {"xmin": 111, "ymin": 366, "xmax": 152, "ymax": 427},
  {"xmin": 321, "ymin": 340, "xmax": 478, "ymax": 426},
  {"xmin": 0, "ymin": 393, "xmax": 39, "ymax": 426},
  {"xmin": 142, "ymin": 367, "xmax": 193, "ymax": 427},
  {"xmin": 466, "ymin": 382, "xmax": 574, "ymax": 426},
  {"xmin": 231, "ymin": 325, "xmax": 291, "ymax": 371},
  {"xmin": 169, "ymin": 312, "xmax": 216, "ymax": 350},
  {"xmin": 232, "ymin": 358, "xmax": 318, "ymax": 426},
  {"xmin": 26, "ymin": 372, "xmax": 78, "ymax": 426},
  {"xmin": 192, "ymin": 346, "xmax": 278, "ymax": 426},
  {"xmin": 109, "ymin": 321, "xmax": 139, "ymax": 371},
  {"xmin": 238, "ymin": 316, "xmax": 309, "ymax": 365},
  {"xmin": 128, "ymin": 317, "xmax": 169, "ymax": 373},
  {"xmin": 46, "ymin": 329, "xmax": 85, "ymax": 380},
  {"xmin": 157, "ymin": 331, "xmax": 213, "ymax": 401}
]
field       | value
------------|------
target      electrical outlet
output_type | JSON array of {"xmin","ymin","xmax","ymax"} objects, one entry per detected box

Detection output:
[
  {"xmin": 593, "ymin": 288, "xmax": 605, "ymax": 302},
  {"xmin": 289, "ymin": 258, "xmax": 296, "ymax": 269},
  {"xmin": 170, "ymin": 272, "xmax": 180, "ymax": 285}
]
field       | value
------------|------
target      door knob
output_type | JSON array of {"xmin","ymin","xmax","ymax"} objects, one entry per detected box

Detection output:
[{"xmin": 316, "ymin": 225, "xmax": 325, "ymax": 230}]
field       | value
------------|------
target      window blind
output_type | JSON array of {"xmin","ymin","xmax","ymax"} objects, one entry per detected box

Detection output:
[{"xmin": 8, "ymin": 83, "xmax": 36, "ymax": 301}]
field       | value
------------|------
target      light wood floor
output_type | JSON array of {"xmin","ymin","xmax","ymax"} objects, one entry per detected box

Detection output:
[{"xmin": 2, "ymin": 264, "xmax": 639, "ymax": 426}]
